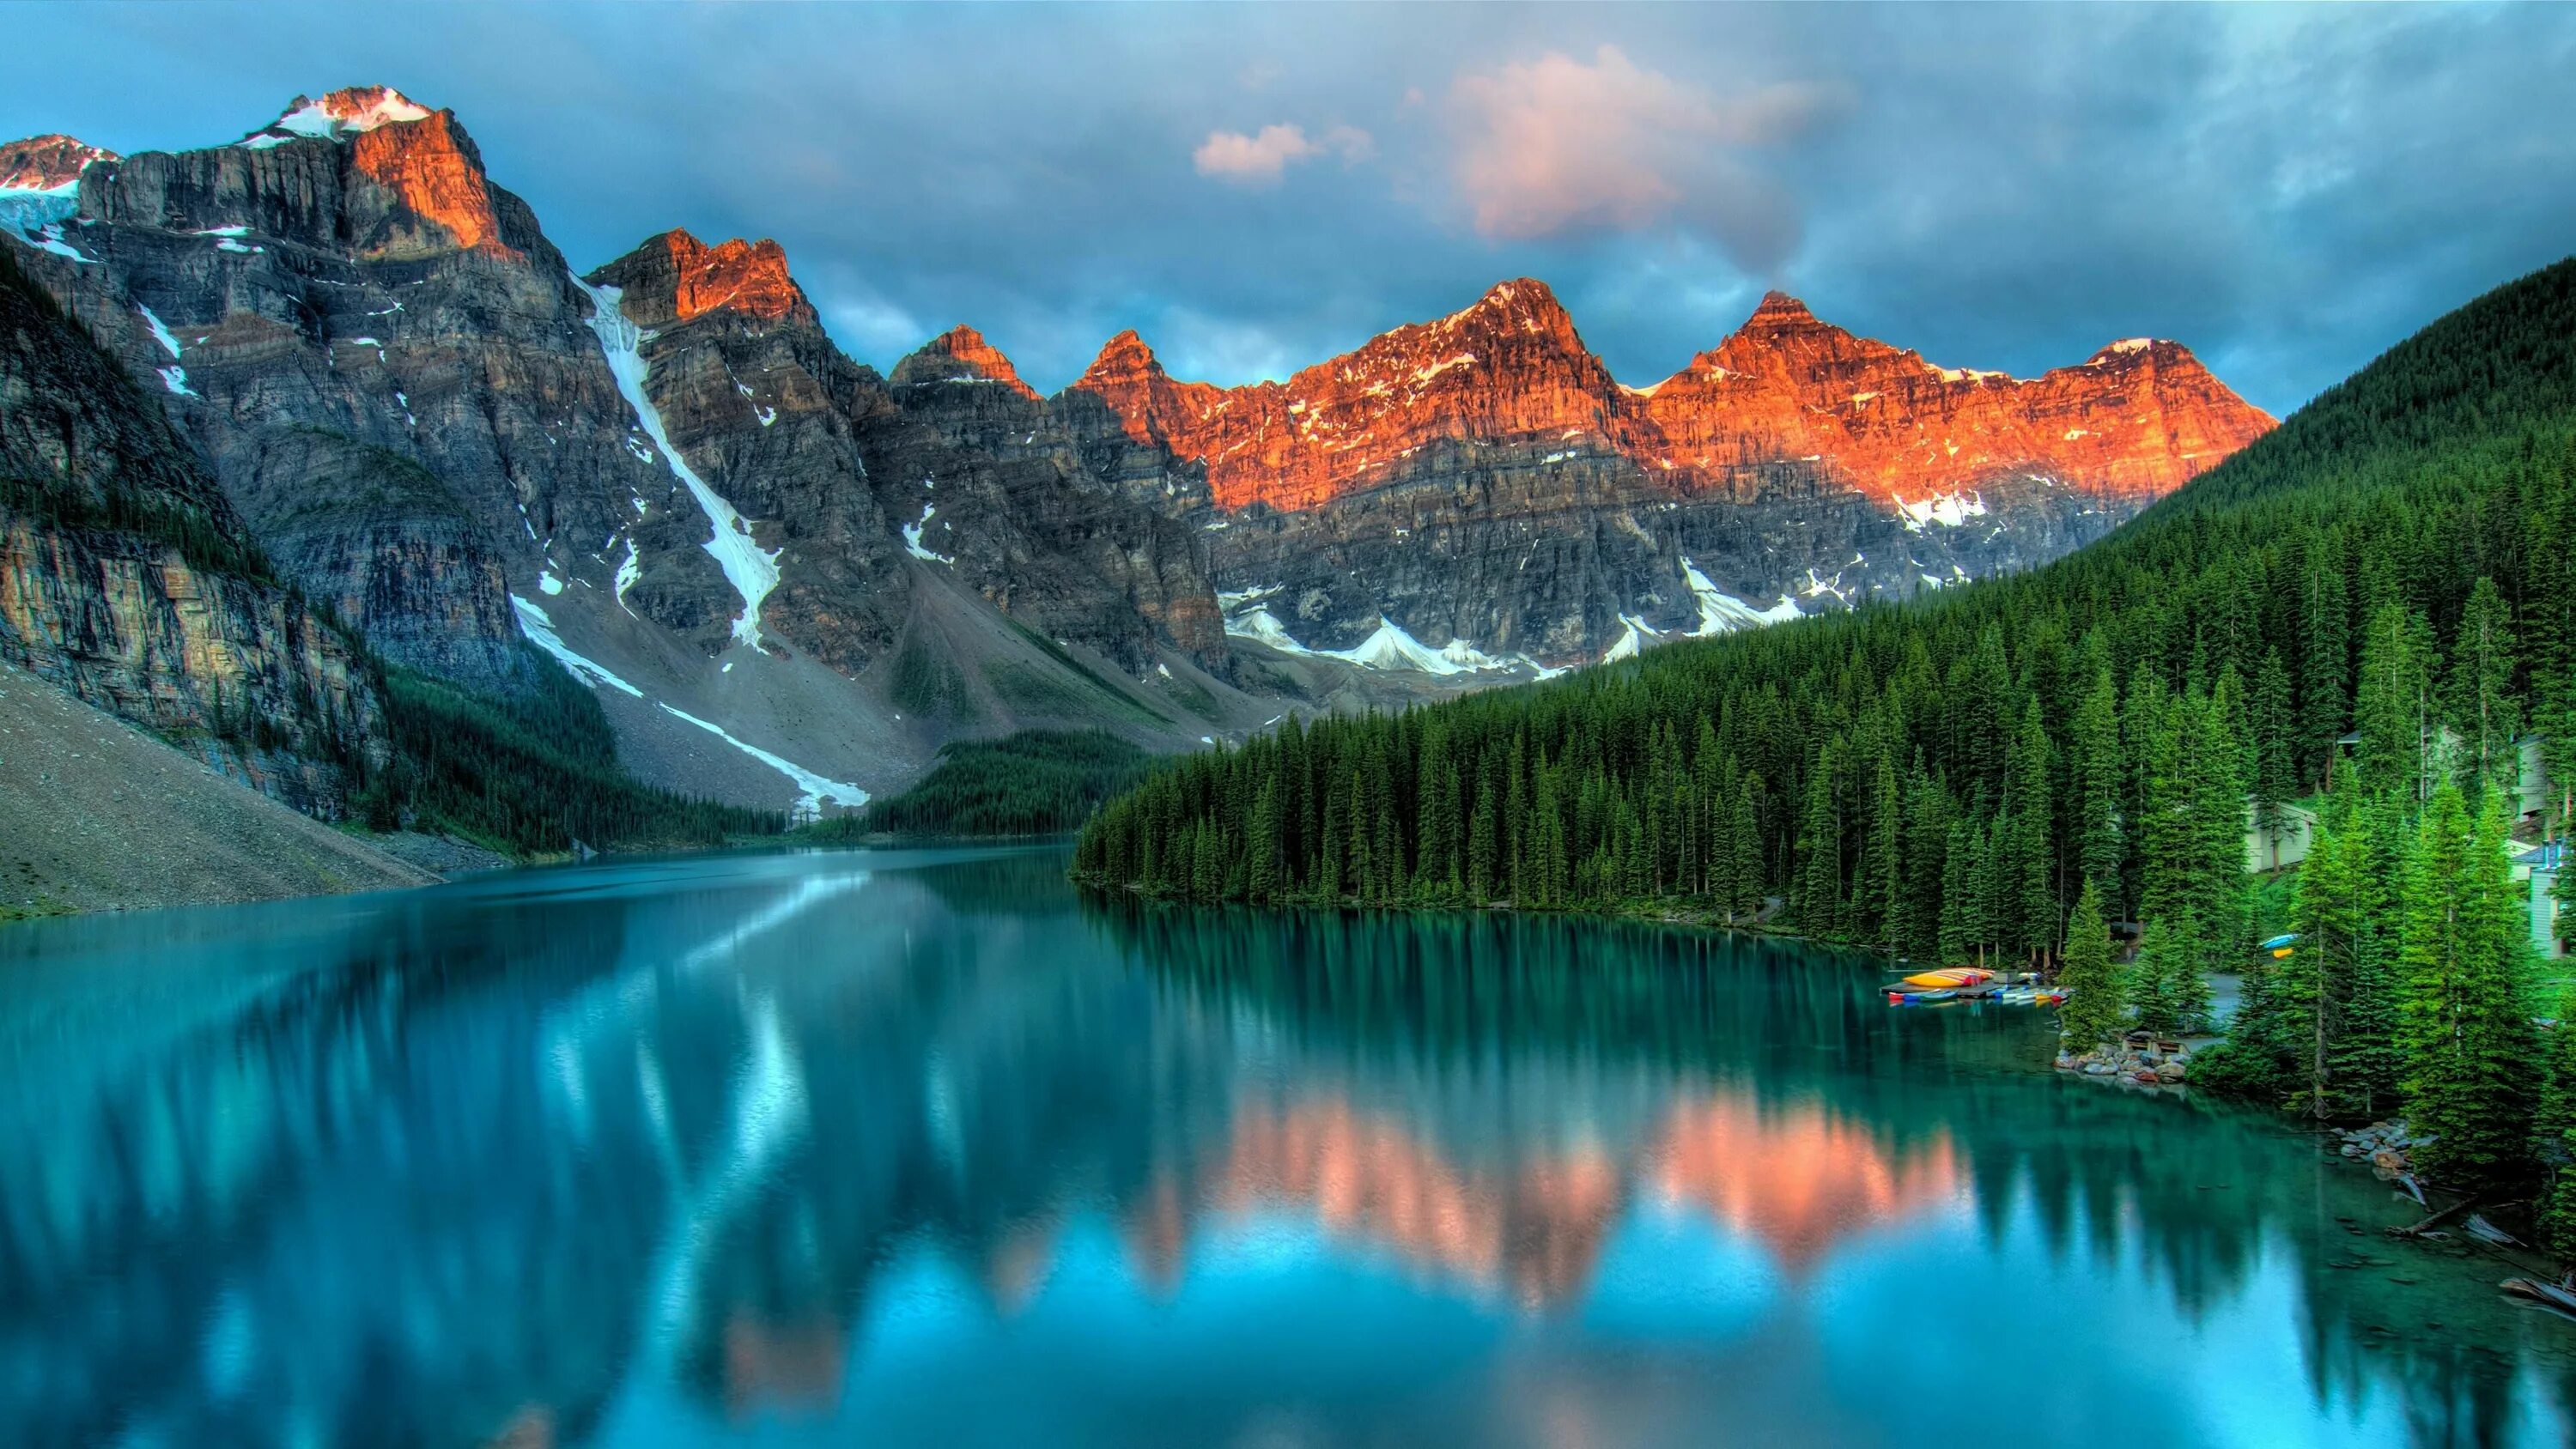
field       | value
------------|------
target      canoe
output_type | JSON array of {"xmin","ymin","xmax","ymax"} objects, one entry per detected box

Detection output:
[
  {"xmin": 1884, "ymin": 988, "xmax": 1958, "ymax": 1005},
  {"xmin": 1899, "ymin": 967, "xmax": 1994, "ymax": 990}
]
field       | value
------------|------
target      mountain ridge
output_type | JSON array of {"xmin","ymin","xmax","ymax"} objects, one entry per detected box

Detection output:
[{"xmin": 0, "ymin": 83, "xmax": 2281, "ymax": 822}]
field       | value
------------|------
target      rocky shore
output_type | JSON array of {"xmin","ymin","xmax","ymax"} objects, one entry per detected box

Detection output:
[{"xmin": 2056, "ymin": 1035, "xmax": 2195, "ymax": 1087}]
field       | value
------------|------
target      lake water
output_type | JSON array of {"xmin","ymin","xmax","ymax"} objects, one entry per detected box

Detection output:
[{"xmin": 3, "ymin": 846, "xmax": 2572, "ymax": 1447}]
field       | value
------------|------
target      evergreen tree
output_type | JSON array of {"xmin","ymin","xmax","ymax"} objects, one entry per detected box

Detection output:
[
  {"xmin": 2251, "ymin": 646, "xmax": 2300, "ymax": 867},
  {"xmin": 2071, "ymin": 666, "xmax": 2125, "ymax": 912},
  {"xmin": 2004, "ymin": 696, "xmax": 2057, "ymax": 961},
  {"xmin": 2057, "ymin": 880, "xmax": 2124, "ymax": 1050},
  {"xmin": 2445, "ymin": 576, "xmax": 2522, "ymax": 803},
  {"xmin": 2397, "ymin": 789, "xmax": 2540, "ymax": 1187},
  {"xmin": 2534, "ymin": 993, "xmax": 2576, "ymax": 1258}
]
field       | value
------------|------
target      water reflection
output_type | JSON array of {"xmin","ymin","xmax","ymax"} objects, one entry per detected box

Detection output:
[{"xmin": 0, "ymin": 848, "xmax": 2567, "ymax": 1446}]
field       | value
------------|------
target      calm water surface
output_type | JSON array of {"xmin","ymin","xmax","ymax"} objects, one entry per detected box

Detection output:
[{"xmin": 3, "ymin": 846, "xmax": 2573, "ymax": 1447}]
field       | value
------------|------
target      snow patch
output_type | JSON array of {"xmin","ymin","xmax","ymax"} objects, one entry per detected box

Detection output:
[
  {"xmin": 513, "ymin": 595, "xmax": 642, "ymax": 697},
  {"xmin": 657, "ymin": 703, "xmax": 867, "ymax": 816},
  {"xmin": 1601, "ymin": 615, "xmax": 1661, "ymax": 664},
  {"xmin": 1893, "ymin": 489, "xmax": 1989, "ymax": 531},
  {"xmin": 0, "ymin": 186, "xmax": 90, "ymax": 262},
  {"xmin": 614, "ymin": 540, "xmax": 641, "ymax": 613},
  {"xmin": 575, "ymin": 273, "xmax": 781, "ymax": 650},
  {"xmin": 1680, "ymin": 557, "xmax": 1803, "ymax": 635},
  {"xmin": 902, "ymin": 502, "xmax": 953, "ymax": 564},
  {"xmin": 137, "ymin": 305, "xmax": 183, "ymax": 358},
  {"xmin": 539, "ymin": 571, "xmax": 565, "ymax": 596},
  {"xmin": 1222, "ymin": 605, "xmax": 1516, "ymax": 677},
  {"xmin": 155, "ymin": 366, "xmax": 197, "ymax": 397},
  {"xmin": 264, "ymin": 88, "xmax": 433, "ymax": 143}
]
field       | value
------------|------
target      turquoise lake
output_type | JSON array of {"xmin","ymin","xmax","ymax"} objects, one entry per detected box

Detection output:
[{"xmin": 3, "ymin": 846, "xmax": 2572, "ymax": 1446}]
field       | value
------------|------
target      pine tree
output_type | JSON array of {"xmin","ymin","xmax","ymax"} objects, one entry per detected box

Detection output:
[
  {"xmin": 2004, "ymin": 697, "xmax": 2057, "ymax": 962},
  {"xmin": 2250, "ymin": 647, "xmax": 2299, "ymax": 868},
  {"xmin": 2398, "ymin": 788, "xmax": 2540, "ymax": 1187},
  {"xmin": 2071, "ymin": 666, "xmax": 2125, "ymax": 913},
  {"xmin": 1248, "ymin": 777, "xmax": 1282, "ymax": 904},
  {"xmin": 1795, "ymin": 737, "xmax": 1846, "ymax": 938},
  {"xmin": 2057, "ymin": 880, "xmax": 2124, "ymax": 1050},
  {"xmin": 2533, "ymin": 992, "xmax": 2576, "ymax": 1258},
  {"xmin": 2445, "ymin": 577, "xmax": 2521, "ymax": 803}
]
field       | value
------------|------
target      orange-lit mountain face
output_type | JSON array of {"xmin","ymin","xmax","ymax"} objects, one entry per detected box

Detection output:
[
  {"xmin": 1074, "ymin": 281, "xmax": 2273, "ymax": 516},
  {"xmin": 0, "ymin": 135, "xmax": 118, "ymax": 191}
]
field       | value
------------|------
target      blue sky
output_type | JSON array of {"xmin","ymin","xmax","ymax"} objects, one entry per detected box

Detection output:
[{"xmin": 9, "ymin": 2, "xmax": 2574, "ymax": 415}]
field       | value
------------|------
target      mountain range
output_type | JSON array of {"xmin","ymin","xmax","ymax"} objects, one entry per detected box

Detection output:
[{"xmin": 0, "ymin": 86, "xmax": 2274, "ymax": 823}]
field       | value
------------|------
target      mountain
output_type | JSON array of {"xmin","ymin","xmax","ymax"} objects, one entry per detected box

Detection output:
[
  {"xmin": 1074, "ymin": 254, "xmax": 2576, "ymax": 924},
  {"xmin": 0, "ymin": 244, "xmax": 388, "ymax": 815},
  {"xmin": 0, "ymin": 88, "xmax": 1298, "ymax": 818},
  {"xmin": 1071, "ymin": 278, "xmax": 2273, "ymax": 668},
  {"xmin": 0, "ymin": 84, "xmax": 2275, "ymax": 823}
]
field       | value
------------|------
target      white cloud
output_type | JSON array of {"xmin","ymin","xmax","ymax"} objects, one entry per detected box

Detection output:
[
  {"xmin": 1446, "ymin": 45, "xmax": 1842, "ymax": 268},
  {"xmin": 1194, "ymin": 122, "xmax": 1373, "ymax": 186}
]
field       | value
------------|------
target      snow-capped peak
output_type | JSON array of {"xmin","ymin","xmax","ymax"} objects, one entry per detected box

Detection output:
[
  {"xmin": 0, "ymin": 135, "xmax": 118, "ymax": 194},
  {"xmin": 246, "ymin": 86, "xmax": 434, "ymax": 148}
]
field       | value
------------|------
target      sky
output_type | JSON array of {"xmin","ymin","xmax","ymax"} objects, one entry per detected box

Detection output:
[{"xmin": 9, "ymin": 3, "xmax": 2575, "ymax": 417}]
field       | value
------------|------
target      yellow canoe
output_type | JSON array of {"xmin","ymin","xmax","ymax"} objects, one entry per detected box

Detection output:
[{"xmin": 1900, "ymin": 968, "xmax": 1995, "ymax": 990}]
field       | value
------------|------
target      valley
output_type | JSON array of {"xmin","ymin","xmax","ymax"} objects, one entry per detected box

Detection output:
[{"xmin": 0, "ymin": 86, "xmax": 2269, "ymax": 840}]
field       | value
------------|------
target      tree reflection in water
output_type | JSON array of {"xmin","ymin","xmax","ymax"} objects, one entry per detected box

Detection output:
[{"xmin": 0, "ymin": 849, "xmax": 2566, "ymax": 1447}]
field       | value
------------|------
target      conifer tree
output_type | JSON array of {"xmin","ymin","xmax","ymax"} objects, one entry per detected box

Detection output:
[
  {"xmin": 2535, "ymin": 994, "xmax": 2576, "ymax": 1258},
  {"xmin": 2445, "ymin": 577, "xmax": 2521, "ymax": 803},
  {"xmin": 2057, "ymin": 880, "xmax": 2124, "ymax": 1050},
  {"xmin": 2251, "ymin": 647, "xmax": 2300, "ymax": 866},
  {"xmin": 2398, "ymin": 788, "xmax": 2540, "ymax": 1186},
  {"xmin": 2004, "ymin": 697, "xmax": 2057, "ymax": 961},
  {"xmin": 2071, "ymin": 666, "xmax": 2125, "ymax": 912}
]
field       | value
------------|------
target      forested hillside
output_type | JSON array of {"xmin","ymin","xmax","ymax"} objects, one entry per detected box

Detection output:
[
  {"xmin": 1077, "ymin": 259, "xmax": 2576, "ymax": 1209},
  {"xmin": 1081, "ymin": 258, "xmax": 2574, "ymax": 926}
]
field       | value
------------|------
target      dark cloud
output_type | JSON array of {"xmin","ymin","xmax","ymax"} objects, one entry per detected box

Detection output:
[{"xmin": 4, "ymin": 2, "xmax": 2571, "ymax": 415}]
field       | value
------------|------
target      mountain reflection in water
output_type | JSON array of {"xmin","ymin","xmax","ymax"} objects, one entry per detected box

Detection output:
[{"xmin": 0, "ymin": 846, "xmax": 2570, "ymax": 1447}]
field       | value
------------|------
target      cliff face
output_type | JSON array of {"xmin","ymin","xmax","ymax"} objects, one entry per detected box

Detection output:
[
  {"xmin": 0, "ymin": 82, "xmax": 2284, "ymax": 810},
  {"xmin": 1631, "ymin": 292, "xmax": 2271, "ymax": 510},
  {"xmin": 1074, "ymin": 282, "xmax": 2271, "ymax": 516},
  {"xmin": 1068, "ymin": 282, "xmax": 2275, "ymax": 664},
  {"xmin": 585, "ymin": 234, "xmax": 1224, "ymax": 677},
  {"xmin": 11, "ymin": 88, "xmax": 768, "ymax": 676},
  {"xmin": 582, "ymin": 227, "xmax": 909, "ymax": 670},
  {"xmin": 0, "ymin": 249, "xmax": 386, "ymax": 815}
]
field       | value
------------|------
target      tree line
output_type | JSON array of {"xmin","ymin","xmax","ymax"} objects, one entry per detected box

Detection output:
[{"xmin": 1076, "ymin": 258, "xmax": 2576, "ymax": 1224}]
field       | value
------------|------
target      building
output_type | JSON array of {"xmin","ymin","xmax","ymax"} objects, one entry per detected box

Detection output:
[
  {"xmin": 2513, "ymin": 838, "xmax": 2567, "ymax": 961},
  {"xmin": 2246, "ymin": 798, "xmax": 2321, "ymax": 871}
]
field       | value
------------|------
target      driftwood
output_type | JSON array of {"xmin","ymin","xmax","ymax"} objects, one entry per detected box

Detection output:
[
  {"xmin": 2501, "ymin": 1276, "xmax": 2576, "ymax": 1321},
  {"xmin": 2466, "ymin": 1213, "xmax": 2524, "ymax": 1247},
  {"xmin": 2386, "ymin": 1196, "xmax": 2483, "ymax": 1239}
]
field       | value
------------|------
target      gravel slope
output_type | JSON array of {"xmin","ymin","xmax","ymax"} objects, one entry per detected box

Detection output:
[{"xmin": 0, "ymin": 661, "xmax": 434, "ymax": 915}]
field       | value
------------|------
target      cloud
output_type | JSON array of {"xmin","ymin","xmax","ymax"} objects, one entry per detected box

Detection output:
[
  {"xmin": 1446, "ymin": 45, "xmax": 1843, "ymax": 270},
  {"xmin": 1193, "ymin": 121, "xmax": 1371, "ymax": 186}
]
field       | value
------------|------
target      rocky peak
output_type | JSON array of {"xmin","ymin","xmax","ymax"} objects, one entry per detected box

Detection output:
[
  {"xmin": 1432, "ymin": 277, "xmax": 1583, "ymax": 347},
  {"xmin": 214, "ymin": 86, "xmax": 513, "ymax": 258},
  {"xmin": 245, "ymin": 86, "xmax": 436, "ymax": 146},
  {"xmin": 1077, "ymin": 329, "xmax": 1165, "ymax": 390},
  {"xmin": 0, "ymin": 135, "xmax": 118, "ymax": 192},
  {"xmin": 590, "ymin": 229, "xmax": 811, "ymax": 328},
  {"xmin": 891, "ymin": 325, "xmax": 1040, "ymax": 400},
  {"xmin": 1743, "ymin": 289, "xmax": 1819, "ymax": 328}
]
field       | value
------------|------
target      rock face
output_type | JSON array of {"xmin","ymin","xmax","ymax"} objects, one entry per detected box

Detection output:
[
  {"xmin": 0, "ymin": 135, "xmax": 118, "ymax": 192},
  {"xmin": 7, "ymin": 86, "xmax": 709, "ymax": 686},
  {"xmin": 1072, "ymin": 282, "xmax": 2275, "ymax": 664},
  {"xmin": 0, "ymin": 82, "xmax": 2281, "ymax": 813},
  {"xmin": 0, "ymin": 247, "xmax": 388, "ymax": 815},
  {"xmin": 583, "ymin": 230, "xmax": 1221, "ymax": 681}
]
